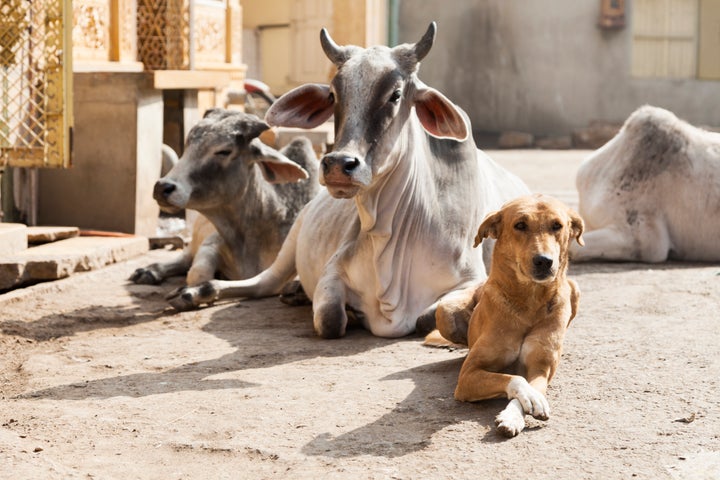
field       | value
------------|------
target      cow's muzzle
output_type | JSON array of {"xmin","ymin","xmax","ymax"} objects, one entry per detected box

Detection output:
[
  {"xmin": 320, "ymin": 152, "xmax": 365, "ymax": 198},
  {"xmin": 153, "ymin": 179, "xmax": 184, "ymax": 212}
]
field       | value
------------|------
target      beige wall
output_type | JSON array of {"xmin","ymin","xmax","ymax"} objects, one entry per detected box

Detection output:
[
  {"xmin": 398, "ymin": 0, "xmax": 720, "ymax": 135},
  {"xmin": 38, "ymin": 72, "xmax": 162, "ymax": 236},
  {"xmin": 243, "ymin": 0, "xmax": 387, "ymax": 95}
]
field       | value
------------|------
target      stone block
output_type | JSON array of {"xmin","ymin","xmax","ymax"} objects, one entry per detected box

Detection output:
[
  {"xmin": 536, "ymin": 135, "xmax": 573, "ymax": 150},
  {"xmin": 27, "ymin": 226, "xmax": 80, "ymax": 245},
  {"xmin": 0, "ymin": 223, "xmax": 27, "ymax": 256},
  {"xmin": 498, "ymin": 131, "xmax": 535, "ymax": 149},
  {"xmin": 0, "ymin": 235, "xmax": 149, "ymax": 290},
  {"xmin": 572, "ymin": 122, "xmax": 621, "ymax": 149}
]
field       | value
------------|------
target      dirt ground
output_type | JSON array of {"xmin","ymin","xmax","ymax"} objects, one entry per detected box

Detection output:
[{"xmin": 1, "ymin": 150, "xmax": 719, "ymax": 479}]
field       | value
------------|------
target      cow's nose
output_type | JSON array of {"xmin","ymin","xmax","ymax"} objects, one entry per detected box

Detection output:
[
  {"xmin": 153, "ymin": 180, "xmax": 176, "ymax": 200},
  {"xmin": 321, "ymin": 154, "xmax": 360, "ymax": 176},
  {"xmin": 532, "ymin": 254, "xmax": 554, "ymax": 272}
]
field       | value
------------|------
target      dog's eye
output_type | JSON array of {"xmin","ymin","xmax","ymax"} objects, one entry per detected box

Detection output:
[
  {"xmin": 514, "ymin": 221, "xmax": 527, "ymax": 231},
  {"xmin": 551, "ymin": 222, "xmax": 563, "ymax": 231}
]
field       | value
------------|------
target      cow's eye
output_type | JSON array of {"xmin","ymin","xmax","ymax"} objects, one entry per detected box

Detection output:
[
  {"xmin": 514, "ymin": 221, "xmax": 527, "ymax": 231},
  {"xmin": 215, "ymin": 149, "xmax": 232, "ymax": 157},
  {"xmin": 551, "ymin": 221, "xmax": 563, "ymax": 231},
  {"xmin": 389, "ymin": 89, "xmax": 402, "ymax": 104}
]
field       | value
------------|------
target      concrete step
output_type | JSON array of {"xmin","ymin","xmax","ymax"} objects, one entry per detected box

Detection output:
[
  {"xmin": 0, "ymin": 235, "xmax": 148, "ymax": 290},
  {"xmin": 0, "ymin": 223, "xmax": 28, "ymax": 256},
  {"xmin": 27, "ymin": 226, "xmax": 80, "ymax": 244}
]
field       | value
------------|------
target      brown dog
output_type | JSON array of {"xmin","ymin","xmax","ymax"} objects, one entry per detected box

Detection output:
[{"xmin": 434, "ymin": 194, "xmax": 584, "ymax": 437}]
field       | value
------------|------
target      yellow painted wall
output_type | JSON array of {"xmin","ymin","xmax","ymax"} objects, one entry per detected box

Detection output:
[{"xmin": 243, "ymin": 0, "xmax": 291, "ymax": 28}]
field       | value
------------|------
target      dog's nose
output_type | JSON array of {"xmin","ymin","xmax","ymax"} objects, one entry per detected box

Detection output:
[{"xmin": 532, "ymin": 254, "xmax": 554, "ymax": 272}]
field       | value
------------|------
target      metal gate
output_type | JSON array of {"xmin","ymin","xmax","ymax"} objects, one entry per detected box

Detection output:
[{"xmin": 0, "ymin": 0, "xmax": 73, "ymax": 168}]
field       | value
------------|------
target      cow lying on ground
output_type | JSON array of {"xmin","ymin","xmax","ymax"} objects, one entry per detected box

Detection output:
[
  {"xmin": 130, "ymin": 109, "xmax": 319, "ymax": 293},
  {"xmin": 166, "ymin": 22, "xmax": 529, "ymax": 338},
  {"xmin": 572, "ymin": 105, "xmax": 720, "ymax": 262}
]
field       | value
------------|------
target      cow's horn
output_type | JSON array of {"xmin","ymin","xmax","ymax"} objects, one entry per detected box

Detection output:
[
  {"xmin": 320, "ymin": 28, "xmax": 349, "ymax": 65},
  {"xmin": 412, "ymin": 22, "xmax": 436, "ymax": 62}
]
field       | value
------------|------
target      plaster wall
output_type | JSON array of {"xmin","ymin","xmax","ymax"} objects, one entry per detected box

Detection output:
[
  {"xmin": 397, "ymin": 0, "xmax": 720, "ymax": 135},
  {"xmin": 38, "ymin": 72, "xmax": 162, "ymax": 236}
]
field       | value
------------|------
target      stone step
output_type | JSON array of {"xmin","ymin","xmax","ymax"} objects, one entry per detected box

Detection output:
[
  {"xmin": 0, "ymin": 235, "xmax": 148, "ymax": 290},
  {"xmin": 27, "ymin": 226, "xmax": 80, "ymax": 244},
  {"xmin": 0, "ymin": 223, "xmax": 28, "ymax": 256}
]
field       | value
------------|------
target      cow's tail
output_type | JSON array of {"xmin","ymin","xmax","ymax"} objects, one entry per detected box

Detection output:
[{"xmin": 215, "ymin": 211, "xmax": 303, "ymax": 300}]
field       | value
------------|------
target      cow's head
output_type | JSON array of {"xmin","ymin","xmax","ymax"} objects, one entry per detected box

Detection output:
[
  {"xmin": 153, "ymin": 109, "xmax": 309, "ymax": 213},
  {"xmin": 265, "ymin": 22, "xmax": 468, "ymax": 199}
]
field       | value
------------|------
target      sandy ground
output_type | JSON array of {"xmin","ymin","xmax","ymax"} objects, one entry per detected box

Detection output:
[{"xmin": 1, "ymin": 150, "xmax": 719, "ymax": 479}]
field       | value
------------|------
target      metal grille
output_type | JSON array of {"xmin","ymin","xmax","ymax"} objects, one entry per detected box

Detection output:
[
  {"xmin": 137, "ymin": 0, "xmax": 189, "ymax": 70},
  {"xmin": 0, "ymin": 0, "xmax": 72, "ymax": 168}
]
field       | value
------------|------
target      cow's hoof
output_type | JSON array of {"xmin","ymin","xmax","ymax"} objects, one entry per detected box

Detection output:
[
  {"xmin": 415, "ymin": 309, "xmax": 437, "ymax": 336},
  {"xmin": 165, "ymin": 282, "xmax": 218, "ymax": 311},
  {"xmin": 279, "ymin": 280, "xmax": 311, "ymax": 306},
  {"xmin": 313, "ymin": 302, "xmax": 347, "ymax": 339},
  {"xmin": 129, "ymin": 267, "xmax": 161, "ymax": 285}
]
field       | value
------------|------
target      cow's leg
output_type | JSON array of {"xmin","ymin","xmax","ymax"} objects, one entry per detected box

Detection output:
[
  {"xmin": 312, "ymin": 265, "xmax": 348, "ymax": 339},
  {"xmin": 571, "ymin": 216, "xmax": 670, "ymax": 262},
  {"xmin": 166, "ymin": 216, "xmax": 302, "ymax": 310},
  {"xmin": 429, "ymin": 284, "xmax": 479, "ymax": 344},
  {"xmin": 185, "ymin": 234, "xmax": 223, "ymax": 286},
  {"xmin": 129, "ymin": 248, "xmax": 193, "ymax": 285}
]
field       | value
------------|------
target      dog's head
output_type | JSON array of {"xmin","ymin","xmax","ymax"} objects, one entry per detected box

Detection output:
[{"xmin": 475, "ymin": 195, "xmax": 584, "ymax": 284}]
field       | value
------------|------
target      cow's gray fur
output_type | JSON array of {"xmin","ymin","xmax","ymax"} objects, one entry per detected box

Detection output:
[{"xmin": 130, "ymin": 109, "xmax": 319, "ymax": 295}]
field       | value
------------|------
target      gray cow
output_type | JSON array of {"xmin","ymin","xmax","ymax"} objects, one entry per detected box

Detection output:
[
  {"xmin": 131, "ymin": 109, "xmax": 319, "ymax": 294},
  {"xmin": 167, "ymin": 23, "xmax": 529, "ymax": 338},
  {"xmin": 572, "ymin": 105, "xmax": 720, "ymax": 262}
]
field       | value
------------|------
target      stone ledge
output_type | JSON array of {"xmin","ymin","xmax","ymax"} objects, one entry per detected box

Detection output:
[
  {"xmin": 0, "ymin": 223, "xmax": 28, "ymax": 256},
  {"xmin": 0, "ymin": 235, "xmax": 148, "ymax": 290}
]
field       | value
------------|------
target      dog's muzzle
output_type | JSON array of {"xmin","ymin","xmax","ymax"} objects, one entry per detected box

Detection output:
[{"xmin": 531, "ymin": 254, "xmax": 555, "ymax": 281}]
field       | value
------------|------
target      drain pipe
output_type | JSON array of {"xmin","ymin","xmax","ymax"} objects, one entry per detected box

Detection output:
[{"xmin": 388, "ymin": 0, "xmax": 399, "ymax": 46}]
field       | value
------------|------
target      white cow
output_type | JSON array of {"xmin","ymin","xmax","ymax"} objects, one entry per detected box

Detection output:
[
  {"xmin": 168, "ymin": 23, "xmax": 529, "ymax": 338},
  {"xmin": 572, "ymin": 105, "xmax": 720, "ymax": 262}
]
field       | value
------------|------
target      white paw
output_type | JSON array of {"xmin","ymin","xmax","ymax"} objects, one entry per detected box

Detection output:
[
  {"xmin": 506, "ymin": 376, "xmax": 550, "ymax": 420},
  {"xmin": 495, "ymin": 399, "xmax": 526, "ymax": 437}
]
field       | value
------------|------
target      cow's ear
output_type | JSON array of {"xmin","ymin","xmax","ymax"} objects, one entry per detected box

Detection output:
[
  {"xmin": 249, "ymin": 138, "xmax": 309, "ymax": 184},
  {"xmin": 265, "ymin": 84, "xmax": 334, "ymax": 129},
  {"xmin": 474, "ymin": 210, "xmax": 502, "ymax": 247},
  {"xmin": 414, "ymin": 87, "xmax": 468, "ymax": 141}
]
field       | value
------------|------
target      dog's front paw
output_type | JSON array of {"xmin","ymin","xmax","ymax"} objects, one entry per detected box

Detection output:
[
  {"xmin": 506, "ymin": 377, "xmax": 550, "ymax": 420},
  {"xmin": 495, "ymin": 399, "xmax": 526, "ymax": 438},
  {"xmin": 129, "ymin": 266, "xmax": 162, "ymax": 285},
  {"xmin": 165, "ymin": 281, "xmax": 218, "ymax": 311}
]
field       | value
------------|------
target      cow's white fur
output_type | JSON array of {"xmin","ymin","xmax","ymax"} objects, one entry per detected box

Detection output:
[
  {"xmin": 170, "ymin": 24, "xmax": 529, "ymax": 337},
  {"xmin": 572, "ymin": 105, "xmax": 720, "ymax": 262}
]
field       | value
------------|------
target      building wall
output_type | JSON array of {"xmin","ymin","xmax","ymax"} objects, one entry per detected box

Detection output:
[{"xmin": 397, "ymin": 0, "xmax": 720, "ymax": 135}]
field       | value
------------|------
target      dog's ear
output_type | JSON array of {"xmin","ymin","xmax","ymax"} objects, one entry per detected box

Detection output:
[
  {"xmin": 474, "ymin": 210, "xmax": 502, "ymax": 247},
  {"xmin": 569, "ymin": 209, "xmax": 585, "ymax": 246}
]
